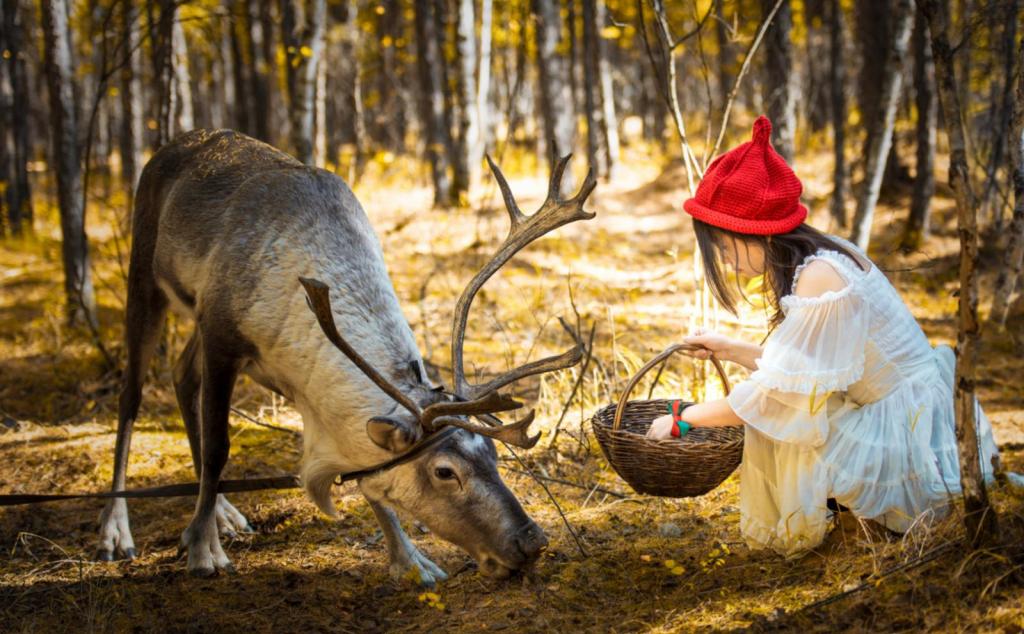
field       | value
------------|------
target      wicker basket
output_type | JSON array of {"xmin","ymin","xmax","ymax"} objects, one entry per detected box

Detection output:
[{"xmin": 591, "ymin": 343, "xmax": 744, "ymax": 497}]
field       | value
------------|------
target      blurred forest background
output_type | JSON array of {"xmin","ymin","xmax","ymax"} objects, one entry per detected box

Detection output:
[{"xmin": 1, "ymin": 0, "xmax": 1024, "ymax": 631}]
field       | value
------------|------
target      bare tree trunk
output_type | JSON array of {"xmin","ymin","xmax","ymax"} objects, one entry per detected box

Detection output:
[
  {"xmin": 715, "ymin": 0, "xmax": 733, "ymax": 109},
  {"xmin": 594, "ymin": 0, "xmax": 619, "ymax": 178},
  {"xmin": 978, "ymin": 0, "xmax": 1018, "ymax": 229},
  {"xmin": 533, "ymin": 0, "xmax": 576, "ymax": 193},
  {"xmin": 245, "ymin": 1, "xmax": 272, "ymax": 142},
  {"xmin": 990, "ymin": 35, "xmax": 1024, "ymax": 329},
  {"xmin": 828, "ymin": 0, "xmax": 847, "ymax": 229},
  {"xmin": 581, "ymin": 0, "xmax": 608, "ymax": 178},
  {"xmin": 413, "ymin": 0, "xmax": 452, "ymax": 206},
  {"xmin": 454, "ymin": 0, "xmax": 479, "ymax": 192},
  {"xmin": 0, "ymin": 0, "xmax": 12, "ymax": 236},
  {"xmin": 153, "ymin": 0, "xmax": 176, "ymax": 148},
  {"xmin": 902, "ymin": 7, "xmax": 937, "ymax": 250},
  {"xmin": 41, "ymin": 0, "xmax": 98, "ymax": 327},
  {"xmin": 850, "ymin": 0, "xmax": 914, "ymax": 250},
  {"xmin": 9, "ymin": 0, "xmax": 31, "ymax": 230},
  {"xmin": 314, "ymin": 35, "xmax": 327, "ymax": 169},
  {"xmin": 119, "ymin": 0, "xmax": 144, "ymax": 203},
  {"xmin": 225, "ymin": 0, "xmax": 250, "ymax": 135},
  {"xmin": 282, "ymin": 0, "xmax": 326, "ymax": 166},
  {"xmin": 761, "ymin": 0, "xmax": 796, "ymax": 161},
  {"xmin": 478, "ymin": 0, "xmax": 493, "ymax": 156},
  {"xmin": 918, "ymin": 0, "xmax": 999, "ymax": 549}
]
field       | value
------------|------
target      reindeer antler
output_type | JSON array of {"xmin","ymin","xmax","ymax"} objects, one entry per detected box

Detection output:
[
  {"xmin": 299, "ymin": 155, "xmax": 596, "ymax": 450},
  {"xmin": 450, "ymin": 155, "xmax": 596, "ymax": 400}
]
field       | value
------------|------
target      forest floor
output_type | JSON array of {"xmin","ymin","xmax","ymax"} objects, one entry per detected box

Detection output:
[{"xmin": 1, "ymin": 143, "xmax": 1023, "ymax": 633}]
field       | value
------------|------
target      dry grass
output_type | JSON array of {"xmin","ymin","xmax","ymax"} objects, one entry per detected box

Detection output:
[{"xmin": 1, "ymin": 143, "xmax": 1023, "ymax": 632}]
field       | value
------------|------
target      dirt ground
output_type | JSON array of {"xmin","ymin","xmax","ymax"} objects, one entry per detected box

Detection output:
[{"xmin": 1, "ymin": 144, "xmax": 1023, "ymax": 632}]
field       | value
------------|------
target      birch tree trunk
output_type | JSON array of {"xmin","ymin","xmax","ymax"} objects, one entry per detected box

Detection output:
[
  {"xmin": 282, "ymin": 0, "xmax": 326, "ymax": 166},
  {"xmin": 477, "ymin": 0, "xmax": 493, "ymax": 157},
  {"xmin": 902, "ymin": 7, "xmax": 937, "ymax": 251},
  {"xmin": 533, "ymin": 0, "xmax": 576, "ymax": 194},
  {"xmin": 454, "ymin": 0, "xmax": 479, "ymax": 192},
  {"xmin": 413, "ymin": 0, "xmax": 452, "ymax": 206},
  {"xmin": 154, "ymin": 0, "xmax": 176, "ymax": 148},
  {"xmin": 761, "ymin": 0, "xmax": 796, "ymax": 161},
  {"xmin": 918, "ymin": 0, "xmax": 999, "ymax": 549},
  {"xmin": 41, "ymin": 0, "xmax": 98, "ymax": 327},
  {"xmin": 989, "ymin": 34, "xmax": 1024, "ymax": 330},
  {"xmin": 850, "ymin": 0, "xmax": 914, "ymax": 250},
  {"xmin": 581, "ymin": 0, "xmax": 607, "ymax": 178},
  {"xmin": 120, "ymin": 0, "xmax": 145, "ymax": 203},
  {"xmin": 828, "ymin": 0, "xmax": 848, "ymax": 229},
  {"xmin": 594, "ymin": 0, "xmax": 619, "ymax": 178}
]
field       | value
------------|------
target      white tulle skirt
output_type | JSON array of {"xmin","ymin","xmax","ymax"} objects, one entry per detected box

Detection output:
[{"xmin": 736, "ymin": 344, "xmax": 1000, "ymax": 557}]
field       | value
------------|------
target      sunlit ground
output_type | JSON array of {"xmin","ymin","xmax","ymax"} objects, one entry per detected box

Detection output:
[{"xmin": 1, "ymin": 139, "xmax": 1022, "ymax": 632}]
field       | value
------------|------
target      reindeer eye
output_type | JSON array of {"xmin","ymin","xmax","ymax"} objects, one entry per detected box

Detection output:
[{"xmin": 434, "ymin": 467, "xmax": 456, "ymax": 480}]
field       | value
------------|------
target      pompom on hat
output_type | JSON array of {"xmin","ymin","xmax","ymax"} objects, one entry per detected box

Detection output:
[{"xmin": 682, "ymin": 115, "xmax": 807, "ymax": 235}]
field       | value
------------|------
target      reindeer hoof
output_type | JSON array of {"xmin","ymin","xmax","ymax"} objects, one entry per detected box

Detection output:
[
  {"xmin": 123, "ymin": 547, "xmax": 137, "ymax": 560},
  {"xmin": 189, "ymin": 565, "xmax": 217, "ymax": 578},
  {"xmin": 96, "ymin": 549, "xmax": 114, "ymax": 562}
]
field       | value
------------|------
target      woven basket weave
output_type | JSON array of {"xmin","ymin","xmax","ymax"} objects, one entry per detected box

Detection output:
[{"xmin": 591, "ymin": 343, "xmax": 744, "ymax": 497}]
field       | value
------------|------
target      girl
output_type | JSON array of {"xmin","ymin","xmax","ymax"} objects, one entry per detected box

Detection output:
[{"xmin": 646, "ymin": 116, "xmax": 1000, "ymax": 557}]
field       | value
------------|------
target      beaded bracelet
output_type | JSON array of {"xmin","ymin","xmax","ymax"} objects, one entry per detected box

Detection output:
[{"xmin": 666, "ymin": 400, "xmax": 692, "ymax": 438}]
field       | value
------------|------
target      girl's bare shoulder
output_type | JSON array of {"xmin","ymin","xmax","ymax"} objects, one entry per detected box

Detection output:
[{"xmin": 794, "ymin": 258, "xmax": 848, "ymax": 298}]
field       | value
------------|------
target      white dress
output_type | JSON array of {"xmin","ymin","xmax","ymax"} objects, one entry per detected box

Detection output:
[{"xmin": 726, "ymin": 239, "xmax": 1000, "ymax": 557}]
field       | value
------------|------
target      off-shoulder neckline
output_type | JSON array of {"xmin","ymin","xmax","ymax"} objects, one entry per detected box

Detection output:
[{"xmin": 779, "ymin": 245, "xmax": 873, "ymax": 312}]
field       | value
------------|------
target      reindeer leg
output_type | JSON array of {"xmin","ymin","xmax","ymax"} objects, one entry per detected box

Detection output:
[
  {"xmin": 97, "ymin": 280, "xmax": 167, "ymax": 561},
  {"xmin": 368, "ymin": 499, "xmax": 448, "ymax": 586},
  {"xmin": 179, "ymin": 330, "xmax": 238, "ymax": 577},
  {"xmin": 173, "ymin": 333, "xmax": 251, "ymax": 537}
]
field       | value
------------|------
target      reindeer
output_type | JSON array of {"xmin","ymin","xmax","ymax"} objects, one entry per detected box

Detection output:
[{"xmin": 96, "ymin": 129, "xmax": 596, "ymax": 582}]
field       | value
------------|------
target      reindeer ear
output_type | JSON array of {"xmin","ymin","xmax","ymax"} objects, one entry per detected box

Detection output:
[{"xmin": 367, "ymin": 414, "xmax": 423, "ymax": 453}]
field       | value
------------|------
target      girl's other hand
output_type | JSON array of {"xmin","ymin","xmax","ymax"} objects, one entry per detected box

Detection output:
[
  {"xmin": 646, "ymin": 414, "xmax": 675, "ymax": 440},
  {"xmin": 683, "ymin": 328, "xmax": 736, "ymax": 362}
]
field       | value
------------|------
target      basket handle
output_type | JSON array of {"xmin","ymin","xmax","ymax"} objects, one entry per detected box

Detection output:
[{"xmin": 612, "ymin": 343, "xmax": 732, "ymax": 431}]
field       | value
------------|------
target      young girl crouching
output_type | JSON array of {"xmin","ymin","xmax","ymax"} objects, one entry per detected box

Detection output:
[{"xmin": 647, "ymin": 116, "xmax": 1000, "ymax": 557}]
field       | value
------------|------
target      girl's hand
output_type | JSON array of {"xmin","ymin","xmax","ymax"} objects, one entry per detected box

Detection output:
[
  {"xmin": 646, "ymin": 414, "xmax": 676, "ymax": 440},
  {"xmin": 683, "ymin": 328, "xmax": 738, "ymax": 362},
  {"xmin": 684, "ymin": 329, "xmax": 762, "ymax": 371}
]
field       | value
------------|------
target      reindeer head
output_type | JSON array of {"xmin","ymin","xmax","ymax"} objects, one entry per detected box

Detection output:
[{"xmin": 299, "ymin": 155, "xmax": 595, "ymax": 577}]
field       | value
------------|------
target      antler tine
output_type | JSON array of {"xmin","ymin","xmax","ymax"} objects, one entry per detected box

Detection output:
[
  {"xmin": 485, "ymin": 154, "xmax": 527, "ymax": 231},
  {"xmin": 431, "ymin": 411, "xmax": 540, "ymax": 449},
  {"xmin": 451, "ymin": 157, "xmax": 598, "ymax": 396},
  {"xmin": 420, "ymin": 391, "xmax": 523, "ymax": 430},
  {"xmin": 299, "ymin": 277, "xmax": 422, "ymax": 418},
  {"xmin": 547, "ymin": 154, "xmax": 573, "ymax": 201}
]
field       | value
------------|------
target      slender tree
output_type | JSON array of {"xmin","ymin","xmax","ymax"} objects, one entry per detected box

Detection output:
[
  {"xmin": 978, "ymin": 0, "xmax": 1018, "ymax": 229},
  {"xmin": 0, "ymin": 0, "xmax": 12, "ymax": 235},
  {"xmin": 533, "ymin": 0, "xmax": 577, "ymax": 193},
  {"xmin": 119, "ymin": 0, "xmax": 144, "ymax": 204},
  {"xmin": 413, "ymin": 0, "xmax": 452, "ymax": 206},
  {"xmin": 918, "ymin": 0, "xmax": 999, "ymax": 548},
  {"xmin": 851, "ymin": 0, "xmax": 914, "ymax": 249},
  {"xmin": 282, "ymin": 0, "xmax": 327, "ymax": 166},
  {"xmin": 761, "ymin": 0, "xmax": 796, "ymax": 161},
  {"xmin": 581, "ymin": 0, "xmax": 608, "ymax": 178},
  {"xmin": 453, "ymin": 0, "xmax": 480, "ymax": 193},
  {"xmin": 477, "ymin": 0, "xmax": 493, "ymax": 158},
  {"xmin": 902, "ymin": 6, "xmax": 937, "ymax": 250},
  {"xmin": 828, "ymin": 0, "xmax": 848, "ymax": 229},
  {"xmin": 41, "ymin": 0, "xmax": 98, "ymax": 327},
  {"xmin": 3, "ymin": 0, "xmax": 32, "ymax": 233},
  {"xmin": 990, "ymin": 35, "xmax": 1024, "ymax": 330},
  {"xmin": 244, "ymin": 1, "xmax": 272, "ymax": 142}
]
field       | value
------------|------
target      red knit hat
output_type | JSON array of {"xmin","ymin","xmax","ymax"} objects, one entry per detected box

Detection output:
[{"xmin": 683, "ymin": 115, "xmax": 807, "ymax": 235}]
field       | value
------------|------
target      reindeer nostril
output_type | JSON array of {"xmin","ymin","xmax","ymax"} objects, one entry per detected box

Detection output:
[{"xmin": 514, "ymin": 522, "xmax": 547, "ymax": 561}]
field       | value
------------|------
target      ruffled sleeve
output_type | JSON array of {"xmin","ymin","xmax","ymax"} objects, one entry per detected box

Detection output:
[{"xmin": 727, "ymin": 281, "xmax": 869, "ymax": 447}]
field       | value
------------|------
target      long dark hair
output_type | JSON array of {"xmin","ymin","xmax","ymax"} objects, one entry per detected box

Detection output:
[{"xmin": 693, "ymin": 219, "xmax": 867, "ymax": 329}]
